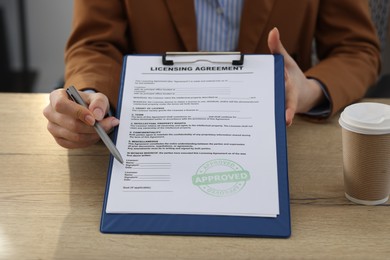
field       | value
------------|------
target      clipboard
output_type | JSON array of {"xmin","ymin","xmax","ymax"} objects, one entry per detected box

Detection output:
[{"xmin": 100, "ymin": 52, "xmax": 291, "ymax": 238}]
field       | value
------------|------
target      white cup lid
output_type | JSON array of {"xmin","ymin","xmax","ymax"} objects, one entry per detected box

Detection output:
[{"xmin": 339, "ymin": 102, "xmax": 390, "ymax": 135}]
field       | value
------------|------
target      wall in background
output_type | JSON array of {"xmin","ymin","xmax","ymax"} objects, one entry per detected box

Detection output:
[
  {"xmin": 382, "ymin": 44, "xmax": 390, "ymax": 74},
  {"xmin": 383, "ymin": 38, "xmax": 390, "ymax": 76},
  {"xmin": 0, "ymin": 0, "xmax": 73, "ymax": 92},
  {"xmin": 26, "ymin": 0, "xmax": 73, "ymax": 92}
]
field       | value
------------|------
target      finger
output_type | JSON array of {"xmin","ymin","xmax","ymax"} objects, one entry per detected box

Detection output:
[
  {"xmin": 284, "ymin": 69, "xmax": 297, "ymax": 126},
  {"xmin": 83, "ymin": 92, "xmax": 110, "ymax": 121},
  {"xmin": 285, "ymin": 109, "xmax": 294, "ymax": 127},
  {"xmin": 52, "ymin": 118, "xmax": 119, "ymax": 148},
  {"xmin": 55, "ymin": 137, "xmax": 99, "ymax": 149},
  {"xmin": 49, "ymin": 89, "xmax": 95, "ymax": 126},
  {"xmin": 268, "ymin": 27, "xmax": 297, "ymax": 69},
  {"xmin": 285, "ymin": 91, "xmax": 296, "ymax": 126},
  {"xmin": 47, "ymin": 116, "xmax": 119, "ymax": 149},
  {"xmin": 43, "ymin": 102, "xmax": 96, "ymax": 134},
  {"xmin": 45, "ymin": 100, "xmax": 119, "ymax": 136},
  {"xmin": 47, "ymin": 121, "xmax": 101, "ymax": 148},
  {"xmin": 285, "ymin": 90, "xmax": 296, "ymax": 126},
  {"xmin": 99, "ymin": 117, "xmax": 121, "ymax": 132},
  {"xmin": 268, "ymin": 27, "xmax": 289, "ymax": 57}
]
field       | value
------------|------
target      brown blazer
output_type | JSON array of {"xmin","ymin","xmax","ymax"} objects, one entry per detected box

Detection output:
[{"xmin": 65, "ymin": 0, "xmax": 380, "ymax": 117}]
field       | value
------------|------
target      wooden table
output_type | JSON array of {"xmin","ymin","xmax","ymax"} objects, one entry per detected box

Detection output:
[{"xmin": 1, "ymin": 93, "xmax": 389, "ymax": 259}]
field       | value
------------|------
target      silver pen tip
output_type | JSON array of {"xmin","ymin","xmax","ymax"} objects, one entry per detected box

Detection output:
[{"xmin": 115, "ymin": 155, "xmax": 124, "ymax": 164}]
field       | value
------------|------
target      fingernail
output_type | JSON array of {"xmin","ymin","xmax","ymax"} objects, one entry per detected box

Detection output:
[
  {"xmin": 85, "ymin": 115, "xmax": 95, "ymax": 125},
  {"xmin": 111, "ymin": 118, "xmax": 120, "ymax": 127},
  {"xmin": 93, "ymin": 108, "xmax": 104, "ymax": 120}
]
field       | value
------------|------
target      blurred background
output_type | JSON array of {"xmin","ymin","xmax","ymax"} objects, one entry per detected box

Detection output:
[
  {"xmin": 0, "ymin": 0, "xmax": 72, "ymax": 93},
  {"xmin": 0, "ymin": 0, "xmax": 389, "ymax": 94}
]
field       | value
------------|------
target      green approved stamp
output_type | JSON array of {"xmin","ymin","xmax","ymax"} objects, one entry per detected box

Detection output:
[{"xmin": 192, "ymin": 159, "xmax": 250, "ymax": 197}]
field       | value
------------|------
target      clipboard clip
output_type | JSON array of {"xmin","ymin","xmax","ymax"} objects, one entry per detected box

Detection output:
[{"xmin": 162, "ymin": 52, "xmax": 244, "ymax": 66}]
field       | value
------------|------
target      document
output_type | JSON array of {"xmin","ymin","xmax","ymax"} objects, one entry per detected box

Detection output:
[{"xmin": 105, "ymin": 54, "xmax": 280, "ymax": 217}]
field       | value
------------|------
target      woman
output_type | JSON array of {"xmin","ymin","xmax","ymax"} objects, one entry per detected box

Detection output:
[{"xmin": 43, "ymin": 0, "xmax": 380, "ymax": 148}]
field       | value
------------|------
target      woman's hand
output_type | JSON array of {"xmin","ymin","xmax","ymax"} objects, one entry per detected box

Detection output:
[
  {"xmin": 267, "ymin": 28, "xmax": 325, "ymax": 126},
  {"xmin": 43, "ymin": 88, "xmax": 120, "ymax": 148}
]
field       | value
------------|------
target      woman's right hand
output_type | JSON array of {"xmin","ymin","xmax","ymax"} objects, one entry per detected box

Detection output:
[{"xmin": 43, "ymin": 88, "xmax": 120, "ymax": 148}]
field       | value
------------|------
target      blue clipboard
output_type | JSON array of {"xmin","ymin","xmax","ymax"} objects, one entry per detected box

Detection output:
[{"xmin": 100, "ymin": 54, "xmax": 290, "ymax": 238}]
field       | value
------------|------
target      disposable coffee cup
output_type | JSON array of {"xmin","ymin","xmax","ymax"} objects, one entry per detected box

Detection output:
[{"xmin": 339, "ymin": 102, "xmax": 390, "ymax": 205}]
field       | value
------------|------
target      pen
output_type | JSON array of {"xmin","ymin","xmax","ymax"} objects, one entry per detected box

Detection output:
[{"xmin": 66, "ymin": 86, "xmax": 124, "ymax": 164}]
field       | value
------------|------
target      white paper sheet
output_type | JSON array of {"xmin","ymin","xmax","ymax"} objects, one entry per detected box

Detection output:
[{"xmin": 106, "ymin": 54, "xmax": 280, "ymax": 217}]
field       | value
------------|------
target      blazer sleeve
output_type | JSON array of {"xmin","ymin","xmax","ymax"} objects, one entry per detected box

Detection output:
[
  {"xmin": 304, "ymin": 0, "xmax": 381, "ymax": 117},
  {"xmin": 64, "ymin": 0, "xmax": 130, "ymax": 108}
]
